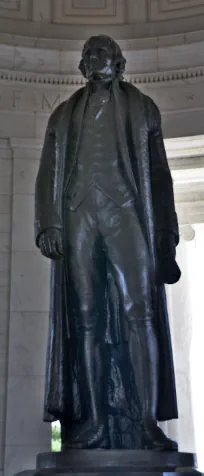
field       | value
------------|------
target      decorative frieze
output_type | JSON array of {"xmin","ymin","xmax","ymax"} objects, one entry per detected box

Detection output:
[
  {"xmin": 0, "ymin": 65, "xmax": 204, "ymax": 87},
  {"xmin": 1, "ymin": 70, "xmax": 204, "ymax": 121}
]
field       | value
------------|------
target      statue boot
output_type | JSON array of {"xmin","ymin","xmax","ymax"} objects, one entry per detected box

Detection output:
[
  {"xmin": 129, "ymin": 320, "xmax": 178, "ymax": 451},
  {"xmin": 62, "ymin": 332, "xmax": 110, "ymax": 450}
]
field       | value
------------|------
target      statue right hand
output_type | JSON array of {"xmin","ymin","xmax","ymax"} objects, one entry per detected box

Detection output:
[{"xmin": 38, "ymin": 228, "xmax": 63, "ymax": 260}]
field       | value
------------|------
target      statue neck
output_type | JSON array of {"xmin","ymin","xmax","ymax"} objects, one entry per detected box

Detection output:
[{"xmin": 89, "ymin": 78, "xmax": 113, "ymax": 94}]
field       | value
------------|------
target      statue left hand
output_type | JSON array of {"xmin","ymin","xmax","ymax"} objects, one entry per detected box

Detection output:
[
  {"xmin": 38, "ymin": 228, "xmax": 63, "ymax": 260},
  {"xmin": 158, "ymin": 233, "xmax": 181, "ymax": 285}
]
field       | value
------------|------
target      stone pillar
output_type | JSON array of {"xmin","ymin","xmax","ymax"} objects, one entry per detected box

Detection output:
[
  {"xmin": 181, "ymin": 223, "xmax": 204, "ymax": 470},
  {"xmin": 0, "ymin": 139, "xmax": 13, "ymax": 476},
  {"xmin": 165, "ymin": 232, "xmax": 196, "ymax": 453},
  {"xmin": 4, "ymin": 139, "xmax": 50, "ymax": 476}
]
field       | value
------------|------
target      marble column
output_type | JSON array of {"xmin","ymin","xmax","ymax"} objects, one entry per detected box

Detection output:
[
  {"xmin": 4, "ymin": 139, "xmax": 50, "ymax": 476},
  {"xmin": 180, "ymin": 223, "xmax": 204, "ymax": 470},
  {"xmin": 0, "ymin": 139, "xmax": 12, "ymax": 476},
  {"xmin": 164, "ymin": 230, "xmax": 196, "ymax": 453}
]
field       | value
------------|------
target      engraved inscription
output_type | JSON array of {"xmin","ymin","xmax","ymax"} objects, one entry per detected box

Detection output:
[
  {"xmin": 42, "ymin": 94, "xmax": 61, "ymax": 112},
  {"xmin": 13, "ymin": 90, "xmax": 23, "ymax": 109},
  {"xmin": 0, "ymin": 88, "xmax": 68, "ymax": 112}
]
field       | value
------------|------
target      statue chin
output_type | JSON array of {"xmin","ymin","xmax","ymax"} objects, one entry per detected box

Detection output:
[{"xmin": 85, "ymin": 68, "xmax": 114, "ymax": 82}]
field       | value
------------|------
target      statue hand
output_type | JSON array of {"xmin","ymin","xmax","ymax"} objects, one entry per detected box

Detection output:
[
  {"xmin": 157, "ymin": 232, "xmax": 181, "ymax": 284},
  {"xmin": 160, "ymin": 255, "xmax": 181, "ymax": 285},
  {"xmin": 39, "ymin": 228, "xmax": 63, "ymax": 260}
]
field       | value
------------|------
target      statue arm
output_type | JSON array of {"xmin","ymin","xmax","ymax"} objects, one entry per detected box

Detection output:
[
  {"xmin": 35, "ymin": 113, "xmax": 62, "ymax": 248},
  {"xmin": 148, "ymin": 100, "xmax": 181, "ymax": 283},
  {"xmin": 148, "ymin": 101, "xmax": 179, "ymax": 247}
]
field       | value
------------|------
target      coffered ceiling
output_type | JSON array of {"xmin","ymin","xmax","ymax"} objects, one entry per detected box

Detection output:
[{"xmin": 0, "ymin": 0, "xmax": 204, "ymax": 38}]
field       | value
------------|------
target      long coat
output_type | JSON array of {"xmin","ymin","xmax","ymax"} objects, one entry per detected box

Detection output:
[{"xmin": 35, "ymin": 80, "xmax": 179, "ymax": 442}]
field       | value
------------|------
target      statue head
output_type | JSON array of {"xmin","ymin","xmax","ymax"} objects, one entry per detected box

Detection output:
[{"xmin": 79, "ymin": 34, "xmax": 126, "ymax": 81}]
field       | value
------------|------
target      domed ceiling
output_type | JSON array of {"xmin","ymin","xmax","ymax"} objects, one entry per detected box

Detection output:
[
  {"xmin": 0, "ymin": 0, "xmax": 204, "ymax": 39},
  {"xmin": 0, "ymin": 0, "xmax": 204, "ymax": 142}
]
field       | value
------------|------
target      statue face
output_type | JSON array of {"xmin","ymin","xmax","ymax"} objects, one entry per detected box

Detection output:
[{"xmin": 82, "ymin": 36, "xmax": 116, "ymax": 81}]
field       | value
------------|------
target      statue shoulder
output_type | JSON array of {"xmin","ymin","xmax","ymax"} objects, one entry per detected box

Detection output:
[
  {"xmin": 121, "ymin": 82, "xmax": 159, "ymax": 112},
  {"xmin": 121, "ymin": 81, "xmax": 141, "ymax": 98},
  {"xmin": 121, "ymin": 82, "xmax": 161, "ymax": 128},
  {"xmin": 142, "ymin": 94, "xmax": 160, "ymax": 119},
  {"xmin": 139, "ymin": 91, "xmax": 161, "ymax": 130}
]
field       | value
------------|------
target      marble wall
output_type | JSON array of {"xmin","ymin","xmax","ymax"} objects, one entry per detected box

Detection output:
[
  {"xmin": 0, "ymin": 138, "xmax": 51, "ymax": 476},
  {"xmin": 0, "ymin": 138, "xmax": 12, "ymax": 475},
  {"xmin": 1, "ymin": 31, "xmax": 204, "ymax": 141},
  {"xmin": 3, "ymin": 140, "xmax": 50, "ymax": 476}
]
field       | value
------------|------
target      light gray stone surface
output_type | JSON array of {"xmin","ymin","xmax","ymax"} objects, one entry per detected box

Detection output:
[
  {"xmin": 4, "ymin": 445, "xmax": 50, "ymax": 476},
  {"xmin": 0, "ymin": 111, "xmax": 35, "ymax": 139},
  {"xmin": 12, "ymin": 195, "xmax": 35, "ymax": 252},
  {"xmin": 10, "ymin": 251, "xmax": 50, "ymax": 312},
  {"xmin": 13, "ymin": 159, "xmax": 40, "ymax": 195},
  {"xmin": 8, "ymin": 312, "xmax": 49, "ymax": 376},
  {"xmin": 5, "ymin": 376, "xmax": 50, "ymax": 446}
]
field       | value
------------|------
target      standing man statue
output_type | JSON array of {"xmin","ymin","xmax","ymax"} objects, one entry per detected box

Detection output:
[{"xmin": 35, "ymin": 35, "xmax": 181, "ymax": 451}]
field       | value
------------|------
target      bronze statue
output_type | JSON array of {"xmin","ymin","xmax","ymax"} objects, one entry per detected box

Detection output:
[{"xmin": 35, "ymin": 35, "xmax": 181, "ymax": 451}]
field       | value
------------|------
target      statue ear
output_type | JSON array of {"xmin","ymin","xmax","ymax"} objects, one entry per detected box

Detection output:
[
  {"xmin": 78, "ymin": 58, "xmax": 86, "ymax": 78},
  {"xmin": 115, "ymin": 56, "xmax": 126, "ymax": 78}
]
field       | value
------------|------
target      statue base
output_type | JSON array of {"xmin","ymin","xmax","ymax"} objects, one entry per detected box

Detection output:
[{"xmin": 15, "ymin": 450, "xmax": 201, "ymax": 476}]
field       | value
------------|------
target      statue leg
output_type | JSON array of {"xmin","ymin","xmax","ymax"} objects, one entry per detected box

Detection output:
[
  {"xmin": 128, "ymin": 320, "xmax": 177, "ymax": 450},
  {"xmin": 62, "ymin": 330, "xmax": 109, "ymax": 449},
  {"xmin": 62, "ymin": 197, "xmax": 109, "ymax": 449},
  {"xmin": 102, "ymin": 199, "xmax": 178, "ymax": 451}
]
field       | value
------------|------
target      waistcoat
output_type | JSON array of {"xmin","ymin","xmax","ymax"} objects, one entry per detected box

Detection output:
[{"xmin": 65, "ymin": 87, "xmax": 134, "ymax": 211}]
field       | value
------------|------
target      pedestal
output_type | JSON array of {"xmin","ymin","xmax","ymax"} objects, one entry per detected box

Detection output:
[{"xmin": 15, "ymin": 450, "xmax": 201, "ymax": 476}]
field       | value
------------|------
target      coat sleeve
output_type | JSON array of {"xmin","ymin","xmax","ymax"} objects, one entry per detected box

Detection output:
[
  {"xmin": 147, "ymin": 99, "xmax": 179, "ymax": 246},
  {"xmin": 34, "ymin": 111, "xmax": 63, "ymax": 247}
]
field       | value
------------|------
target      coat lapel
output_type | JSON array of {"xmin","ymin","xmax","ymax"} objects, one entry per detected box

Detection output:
[
  {"xmin": 114, "ymin": 81, "xmax": 156, "ymax": 275},
  {"xmin": 124, "ymin": 82, "xmax": 157, "ymax": 278},
  {"xmin": 59, "ymin": 84, "xmax": 90, "ymax": 194},
  {"xmin": 112, "ymin": 80, "xmax": 138, "ymax": 197}
]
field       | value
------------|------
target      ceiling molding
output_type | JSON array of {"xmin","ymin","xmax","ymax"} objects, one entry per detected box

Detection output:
[
  {"xmin": 1, "ymin": 30, "xmax": 204, "ymax": 51},
  {"xmin": 0, "ymin": 65, "xmax": 204, "ymax": 87},
  {"xmin": 165, "ymin": 135, "xmax": 204, "ymax": 159},
  {"xmin": 1, "ymin": 5, "xmax": 204, "ymax": 40}
]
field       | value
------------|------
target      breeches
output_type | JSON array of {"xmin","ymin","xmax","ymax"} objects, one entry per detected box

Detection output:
[{"xmin": 64, "ymin": 187, "xmax": 153, "ymax": 334}]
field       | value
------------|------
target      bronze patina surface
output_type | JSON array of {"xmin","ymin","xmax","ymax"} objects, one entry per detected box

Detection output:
[{"xmin": 35, "ymin": 35, "xmax": 181, "ymax": 450}]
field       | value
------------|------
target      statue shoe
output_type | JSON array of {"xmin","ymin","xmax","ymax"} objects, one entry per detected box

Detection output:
[
  {"xmin": 142, "ymin": 422, "xmax": 178, "ymax": 451},
  {"xmin": 62, "ymin": 420, "xmax": 110, "ymax": 450}
]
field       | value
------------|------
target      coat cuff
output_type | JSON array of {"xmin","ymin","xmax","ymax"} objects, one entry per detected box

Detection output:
[
  {"xmin": 34, "ymin": 206, "xmax": 62, "ymax": 247},
  {"xmin": 35, "ymin": 226, "xmax": 62, "ymax": 248}
]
